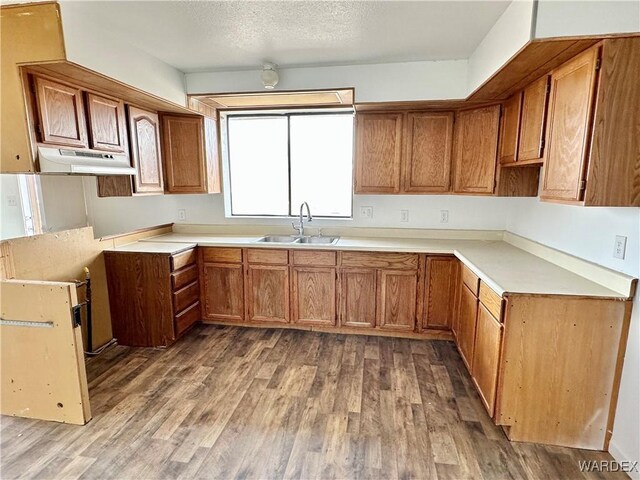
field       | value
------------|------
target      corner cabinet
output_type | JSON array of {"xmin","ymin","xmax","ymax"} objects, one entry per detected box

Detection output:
[
  {"xmin": 542, "ymin": 38, "xmax": 640, "ymax": 206},
  {"xmin": 452, "ymin": 105, "xmax": 501, "ymax": 194},
  {"xmin": 161, "ymin": 114, "xmax": 221, "ymax": 194}
]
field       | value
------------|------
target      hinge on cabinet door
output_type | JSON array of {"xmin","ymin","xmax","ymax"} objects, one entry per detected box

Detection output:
[
  {"xmin": 595, "ymin": 58, "xmax": 602, "ymax": 71},
  {"xmin": 579, "ymin": 180, "xmax": 587, "ymax": 191},
  {"xmin": 540, "ymin": 138, "xmax": 545, "ymax": 150}
]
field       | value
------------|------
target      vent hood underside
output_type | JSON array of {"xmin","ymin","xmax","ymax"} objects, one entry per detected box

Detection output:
[{"xmin": 37, "ymin": 147, "xmax": 136, "ymax": 176}]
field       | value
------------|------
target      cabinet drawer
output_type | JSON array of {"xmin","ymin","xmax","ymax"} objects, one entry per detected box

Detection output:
[
  {"xmin": 341, "ymin": 251, "xmax": 419, "ymax": 270},
  {"xmin": 175, "ymin": 301, "xmax": 200, "ymax": 337},
  {"xmin": 201, "ymin": 247, "xmax": 242, "ymax": 264},
  {"xmin": 173, "ymin": 280, "xmax": 200, "ymax": 313},
  {"xmin": 292, "ymin": 250, "xmax": 337, "ymax": 266},
  {"xmin": 247, "ymin": 248, "xmax": 288, "ymax": 265},
  {"xmin": 479, "ymin": 282, "xmax": 502, "ymax": 321},
  {"xmin": 171, "ymin": 263, "xmax": 199, "ymax": 291},
  {"xmin": 461, "ymin": 264, "xmax": 480, "ymax": 295},
  {"xmin": 171, "ymin": 248, "xmax": 196, "ymax": 271}
]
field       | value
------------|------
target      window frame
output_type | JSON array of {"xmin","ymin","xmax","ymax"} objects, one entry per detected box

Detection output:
[{"xmin": 223, "ymin": 108, "xmax": 355, "ymax": 219}]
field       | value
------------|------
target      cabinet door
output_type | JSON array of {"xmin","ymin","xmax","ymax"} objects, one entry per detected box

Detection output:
[
  {"xmin": 422, "ymin": 256, "xmax": 458, "ymax": 330},
  {"xmin": 85, "ymin": 93, "xmax": 127, "ymax": 153},
  {"xmin": 33, "ymin": 76, "xmax": 88, "ymax": 148},
  {"xmin": 340, "ymin": 268, "xmax": 377, "ymax": 328},
  {"xmin": 202, "ymin": 263, "xmax": 244, "ymax": 322},
  {"xmin": 247, "ymin": 265, "xmax": 289, "ymax": 323},
  {"xmin": 457, "ymin": 283, "xmax": 478, "ymax": 370},
  {"xmin": 471, "ymin": 304, "xmax": 503, "ymax": 416},
  {"xmin": 518, "ymin": 75, "xmax": 550, "ymax": 162},
  {"xmin": 129, "ymin": 106, "xmax": 164, "ymax": 194},
  {"xmin": 498, "ymin": 93, "xmax": 522, "ymax": 165},
  {"xmin": 354, "ymin": 113, "xmax": 403, "ymax": 193},
  {"xmin": 377, "ymin": 270, "xmax": 417, "ymax": 331},
  {"xmin": 452, "ymin": 105, "xmax": 500, "ymax": 194},
  {"xmin": 292, "ymin": 267, "xmax": 336, "ymax": 326},
  {"xmin": 542, "ymin": 47, "xmax": 599, "ymax": 202},
  {"xmin": 402, "ymin": 112, "xmax": 453, "ymax": 192},
  {"xmin": 161, "ymin": 115, "xmax": 207, "ymax": 193}
]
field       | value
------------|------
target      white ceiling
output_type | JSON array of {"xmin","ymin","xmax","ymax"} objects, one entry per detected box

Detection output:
[{"xmin": 62, "ymin": 1, "xmax": 511, "ymax": 73}]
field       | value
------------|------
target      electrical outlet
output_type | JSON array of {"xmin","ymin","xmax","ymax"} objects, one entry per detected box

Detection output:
[
  {"xmin": 177, "ymin": 209, "xmax": 187, "ymax": 221},
  {"xmin": 613, "ymin": 235, "xmax": 627, "ymax": 259},
  {"xmin": 400, "ymin": 210, "xmax": 409, "ymax": 222},
  {"xmin": 440, "ymin": 210, "xmax": 449, "ymax": 223},
  {"xmin": 360, "ymin": 206, "xmax": 373, "ymax": 219},
  {"xmin": 7, "ymin": 194, "xmax": 17, "ymax": 207}
]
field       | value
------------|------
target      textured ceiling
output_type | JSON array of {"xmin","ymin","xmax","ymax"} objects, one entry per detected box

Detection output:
[{"xmin": 61, "ymin": 0, "xmax": 511, "ymax": 73}]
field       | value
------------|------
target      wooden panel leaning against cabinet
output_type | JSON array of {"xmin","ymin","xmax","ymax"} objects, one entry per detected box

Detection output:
[{"xmin": 452, "ymin": 105, "xmax": 501, "ymax": 194}]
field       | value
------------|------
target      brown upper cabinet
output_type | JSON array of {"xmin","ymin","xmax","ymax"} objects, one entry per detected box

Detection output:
[
  {"xmin": 452, "ymin": 105, "xmax": 501, "ymax": 194},
  {"xmin": 517, "ymin": 75, "xmax": 550, "ymax": 163},
  {"xmin": 498, "ymin": 93, "xmax": 522, "ymax": 164},
  {"xmin": 161, "ymin": 114, "xmax": 221, "ymax": 194},
  {"xmin": 129, "ymin": 106, "xmax": 164, "ymax": 194},
  {"xmin": 33, "ymin": 75, "xmax": 88, "ymax": 148},
  {"xmin": 354, "ymin": 112, "xmax": 404, "ymax": 193},
  {"xmin": 355, "ymin": 111, "xmax": 454, "ymax": 194},
  {"xmin": 85, "ymin": 92, "xmax": 127, "ymax": 153},
  {"xmin": 402, "ymin": 112, "xmax": 454, "ymax": 192},
  {"xmin": 542, "ymin": 38, "xmax": 640, "ymax": 206}
]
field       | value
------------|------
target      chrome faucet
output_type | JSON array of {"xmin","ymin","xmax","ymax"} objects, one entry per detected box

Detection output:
[{"xmin": 292, "ymin": 202, "xmax": 312, "ymax": 236}]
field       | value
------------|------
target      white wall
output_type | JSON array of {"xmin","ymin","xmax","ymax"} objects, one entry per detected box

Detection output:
[
  {"xmin": 534, "ymin": 0, "xmax": 640, "ymax": 39},
  {"xmin": 506, "ymin": 199, "xmax": 640, "ymax": 476},
  {"xmin": 186, "ymin": 60, "xmax": 469, "ymax": 102},
  {"xmin": 59, "ymin": 2, "xmax": 187, "ymax": 106},
  {"xmin": 467, "ymin": 0, "xmax": 535, "ymax": 93},
  {"xmin": 39, "ymin": 176, "xmax": 87, "ymax": 233},
  {"xmin": 0, "ymin": 174, "xmax": 26, "ymax": 240}
]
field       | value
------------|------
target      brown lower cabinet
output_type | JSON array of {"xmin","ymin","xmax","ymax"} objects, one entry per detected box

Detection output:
[
  {"xmin": 376, "ymin": 269, "xmax": 418, "ymax": 331},
  {"xmin": 201, "ymin": 262, "xmax": 245, "ymax": 322},
  {"xmin": 246, "ymin": 265, "xmax": 289, "ymax": 323},
  {"xmin": 340, "ymin": 269, "xmax": 377, "ymax": 328},
  {"xmin": 471, "ymin": 303, "xmax": 503, "ymax": 414},
  {"xmin": 104, "ymin": 248, "xmax": 199, "ymax": 347},
  {"xmin": 291, "ymin": 266, "xmax": 336, "ymax": 326}
]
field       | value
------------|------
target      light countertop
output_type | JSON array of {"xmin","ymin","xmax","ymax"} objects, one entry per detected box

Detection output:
[
  {"xmin": 120, "ymin": 232, "xmax": 629, "ymax": 299},
  {"xmin": 105, "ymin": 241, "xmax": 196, "ymax": 255}
]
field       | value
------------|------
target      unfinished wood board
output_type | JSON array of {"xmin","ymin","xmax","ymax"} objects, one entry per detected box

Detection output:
[
  {"xmin": 497, "ymin": 294, "xmax": 631, "ymax": 450},
  {"xmin": 0, "ymin": 279, "xmax": 91, "ymax": 424},
  {"xmin": 1, "ymin": 3, "xmax": 66, "ymax": 172},
  {"xmin": 0, "ymin": 227, "xmax": 112, "ymax": 348}
]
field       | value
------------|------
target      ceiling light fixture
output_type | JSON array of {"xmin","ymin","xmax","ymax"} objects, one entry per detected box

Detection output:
[{"xmin": 261, "ymin": 63, "xmax": 279, "ymax": 89}]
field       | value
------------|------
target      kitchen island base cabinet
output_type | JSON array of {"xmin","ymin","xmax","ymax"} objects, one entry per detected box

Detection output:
[{"xmin": 104, "ymin": 248, "xmax": 199, "ymax": 347}]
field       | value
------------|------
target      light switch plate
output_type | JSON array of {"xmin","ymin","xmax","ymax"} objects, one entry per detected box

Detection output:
[
  {"xmin": 177, "ymin": 209, "xmax": 187, "ymax": 221},
  {"xmin": 613, "ymin": 235, "xmax": 627, "ymax": 259},
  {"xmin": 7, "ymin": 194, "xmax": 17, "ymax": 207},
  {"xmin": 360, "ymin": 206, "xmax": 373, "ymax": 219},
  {"xmin": 440, "ymin": 210, "xmax": 449, "ymax": 223},
  {"xmin": 400, "ymin": 210, "xmax": 409, "ymax": 222}
]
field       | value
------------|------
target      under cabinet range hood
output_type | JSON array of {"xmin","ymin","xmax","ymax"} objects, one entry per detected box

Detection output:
[{"xmin": 37, "ymin": 147, "xmax": 136, "ymax": 176}]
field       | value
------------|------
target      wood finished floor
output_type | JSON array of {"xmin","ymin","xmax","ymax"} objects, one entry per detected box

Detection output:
[{"xmin": 0, "ymin": 325, "xmax": 625, "ymax": 480}]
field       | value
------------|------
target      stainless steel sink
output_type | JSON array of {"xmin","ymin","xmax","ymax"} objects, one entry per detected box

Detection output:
[
  {"xmin": 297, "ymin": 236, "xmax": 340, "ymax": 245},
  {"xmin": 255, "ymin": 235, "xmax": 340, "ymax": 245},
  {"xmin": 255, "ymin": 235, "xmax": 300, "ymax": 244}
]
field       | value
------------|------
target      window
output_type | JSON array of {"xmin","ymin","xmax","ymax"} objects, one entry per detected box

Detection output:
[{"xmin": 226, "ymin": 111, "xmax": 354, "ymax": 217}]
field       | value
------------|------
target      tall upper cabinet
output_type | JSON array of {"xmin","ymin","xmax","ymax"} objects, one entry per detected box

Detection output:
[
  {"xmin": 452, "ymin": 105, "xmax": 501, "ymax": 194},
  {"xmin": 542, "ymin": 38, "xmax": 640, "ymax": 206}
]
